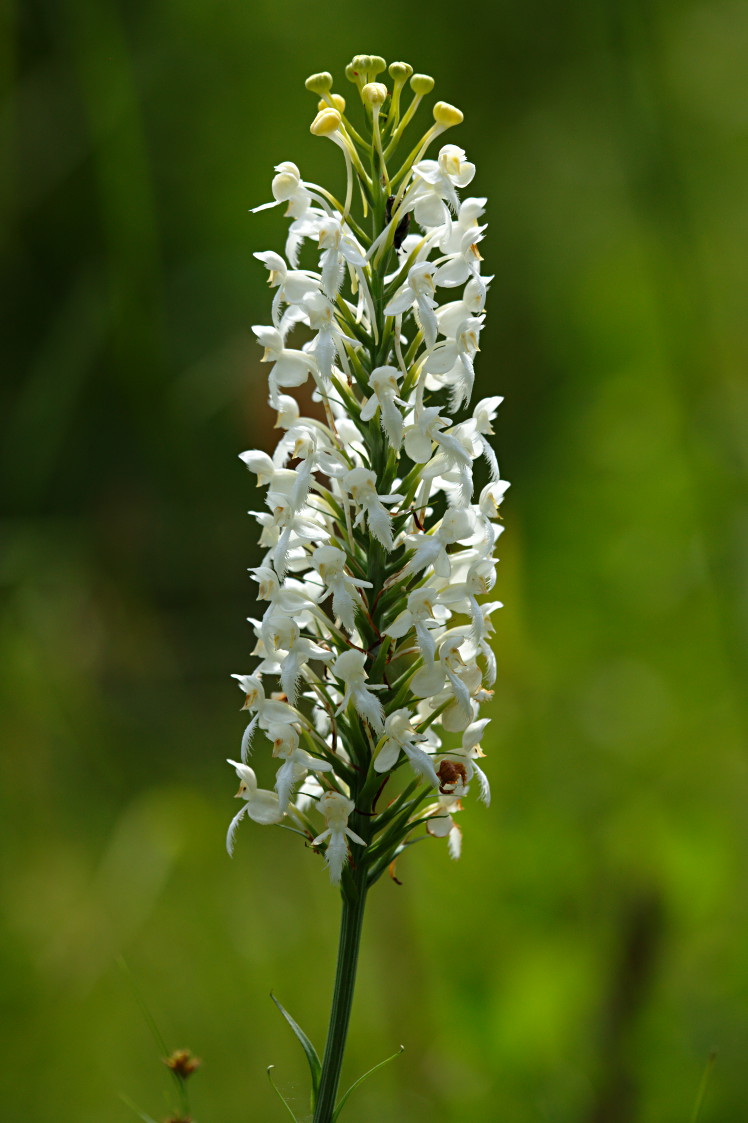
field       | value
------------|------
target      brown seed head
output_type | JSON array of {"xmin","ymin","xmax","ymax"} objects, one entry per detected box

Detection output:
[{"xmin": 163, "ymin": 1049, "xmax": 201, "ymax": 1079}]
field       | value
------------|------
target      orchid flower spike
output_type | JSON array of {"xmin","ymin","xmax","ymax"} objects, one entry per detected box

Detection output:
[{"xmin": 226, "ymin": 53, "xmax": 506, "ymax": 887}]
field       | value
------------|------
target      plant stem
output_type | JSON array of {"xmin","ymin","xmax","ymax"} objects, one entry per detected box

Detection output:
[{"xmin": 313, "ymin": 872, "xmax": 368, "ymax": 1123}]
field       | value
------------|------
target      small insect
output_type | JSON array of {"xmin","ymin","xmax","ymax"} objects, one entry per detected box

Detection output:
[{"xmin": 386, "ymin": 194, "xmax": 410, "ymax": 251}]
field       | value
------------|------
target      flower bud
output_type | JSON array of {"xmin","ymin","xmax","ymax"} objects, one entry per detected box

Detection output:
[
  {"xmin": 410, "ymin": 73, "xmax": 435, "ymax": 95},
  {"xmin": 305, "ymin": 71, "xmax": 333, "ymax": 94},
  {"xmin": 362, "ymin": 82, "xmax": 388, "ymax": 108},
  {"xmin": 389, "ymin": 61, "xmax": 413, "ymax": 81},
  {"xmin": 344, "ymin": 62, "xmax": 358, "ymax": 84},
  {"xmin": 369, "ymin": 55, "xmax": 387, "ymax": 76},
  {"xmin": 318, "ymin": 93, "xmax": 346, "ymax": 113},
  {"xmin": 310, "ymin": 107, "xmax": 341, "ymax": 136},
  {"xmin": 351, "ymin": 53, "xmax": 372, "ymax": 73},
  {"xmin": 433, "ymin": 101, "xmax": 464, "ymax": 128}
]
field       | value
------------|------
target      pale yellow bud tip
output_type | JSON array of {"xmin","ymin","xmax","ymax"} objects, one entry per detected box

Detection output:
[
  {"xmin": 389, "ymin": 61, "xmax": 413, "ymax": 81},
  {"xmin": 318, "ymin": 93, "xmax": 346, "ymax": 113},
  {"xmin": 305, "ymin": 71, "xmax": 333, "ymax": 94},
  {"xmin": 433, "ymin": 100, "xmax": 463, "ymax": 127},
  {"xmin": 362, "ymin": 81, "xmax": 388, "ymax": 108},
  {"xmin": 410, "ymin": 73, "xmax": 435, "ymax": 95},
  {"xmin": 310, "ymin": 107, "xmax": 342, "ymax": 136}
]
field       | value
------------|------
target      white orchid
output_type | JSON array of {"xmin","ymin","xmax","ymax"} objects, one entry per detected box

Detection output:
[
  {"xmin": 374, "ymin": 708, "xmax": 439, "ymax": 787},
  {"xmin": 267, "ymin": 723, "xmax": 334, "ymax": 810},
  {"xmin": 332, "ymin": 649, "xmax": 385, "ymax": 733},
  {"xmin": 360, "ymin": 365, "xmax": 405, "ymax": 449},
  {"xmin": 384, "ymin": 261, "xmax": 439, "ymax": 348},
  {"xmin": 252, "ymin": 324, "xmax": 317, "ymax": 407},
  {"xmin": 312, "ymin": 544, "xmax": 372, "ymax": 632},
  {"xmin": 226, "ymin": 760, "xmax": 285, "ymax": 855},
  {"xmin": 312, "ymin": 791, "xmax": 366, "ymax": 883},
  {"xmin": 227, "ymin": 56, "xmax": 506, "ymax": 891},
  {"xmin": 404, "ymin": 144, "xmax": 476, "ymax": 228},
  {"xmin": 341, "ymin": 467, "xmax": 402, "ymax": 551}
]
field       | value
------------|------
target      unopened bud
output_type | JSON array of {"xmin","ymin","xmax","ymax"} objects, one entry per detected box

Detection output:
[
  {"xmin": 305, "ymin": 72, "xmax": 333, "ymax": 95},
  {"xmin": 410, "ymin": 73, "xmax": 435, "ymax": 95},
  {"xmin": 351, "ymin": 54, "xmax": 372, "ymax": 73},
  {"xmin": 369, "ymin": 55, "xmax": 387, "ymax": 76},
  {"xmin": 345, "ymin": 63, "xmax": 358, "ymax": 84},
  {"xmin": 318, "ymin": 93, "xmax": 346, "ymax": 113},
  {"xmin": 433, "ymin": 101, "xmax": 463, "ymax": 127},
  {"xmin": 362, "ymin": 82, "xmax": 388, "ymax": 108},
  {"xmin": 310, "ymin": 107, "xmax": 342, "ymax": 136},
  {"xmin": 389, "ymin": 61, "xmax": 413, "ymax": 82}
]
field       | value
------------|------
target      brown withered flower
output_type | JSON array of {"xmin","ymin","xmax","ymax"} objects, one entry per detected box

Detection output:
[{"xmin": 163, "ymin": 1049, "xmax": 201, "ymax": 1080}]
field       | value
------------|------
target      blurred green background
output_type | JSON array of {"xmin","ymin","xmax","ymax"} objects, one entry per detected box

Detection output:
[{"xmin": 2, "ymin": 0, "xmax": 747, "ymax": 1120}]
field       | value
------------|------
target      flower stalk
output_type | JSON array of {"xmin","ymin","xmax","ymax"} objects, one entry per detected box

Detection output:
[
  {"xmin": 313, "ymin": 870, "xmax": 368, "ymax": 1123},
  {"xmin": 227, "ymin": 52, "xmax": 509, "ymax": 1120}
]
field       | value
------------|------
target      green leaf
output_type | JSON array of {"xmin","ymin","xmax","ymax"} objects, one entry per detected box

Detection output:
[
  {"xmin": 333, "ymin": 1045, "xmax": 404, "ymax": 1121},
  {"xmin": 271, "ymin": 993, "xmax": 322, "ymax": 1102},
  {"xmin": 266, "ymin": 1065, "xmax": 300, "ymax": 1122}
]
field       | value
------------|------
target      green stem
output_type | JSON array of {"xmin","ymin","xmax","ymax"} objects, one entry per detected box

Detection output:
[{"xmin": 313, "ymin": 874, "xmax": 368, "ymax": 1123}]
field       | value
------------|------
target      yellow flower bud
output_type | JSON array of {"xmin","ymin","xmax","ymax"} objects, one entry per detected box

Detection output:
[
  {"xmin": 389, "ymin": 61, "xmax": 413, "ymax": 81},
  {"xmin": 318, "ymin": 93, "xmax": 346, "ymax": 113},
  {"xmin": 369, "ymin": 55, "xmax": 387, "ymax": 76},
  {"xmin": 433, "ymin": 101, "xmax": 464, "ymax": 127},
  {"xmin": 310, "ymin": 107, "xmax": 342, "ymax": 136},
  {"xmin": 362, "ymin": 82, "xmax": 388, "ymax": 108},
  {"xmin": 305, "ymin": 72, "xmax": 332, "ymax": 94},
  {"xmin": 410, "ymin": 73, "xmax": 435, "ymax": 95}
]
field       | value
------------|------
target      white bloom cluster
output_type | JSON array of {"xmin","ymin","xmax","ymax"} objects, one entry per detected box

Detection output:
[{"xmin": 227, "ymin": 54, "xmax": 509, "ymax": 886}]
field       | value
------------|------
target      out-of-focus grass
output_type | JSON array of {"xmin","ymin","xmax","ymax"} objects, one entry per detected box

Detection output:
[{"xmin": 1, "ymin": 1, "xmax": 747, "ymax": 1121}]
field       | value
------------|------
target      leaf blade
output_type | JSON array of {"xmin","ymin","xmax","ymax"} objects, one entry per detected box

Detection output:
[
  {"xmin": 266, "ymin": 1065, "xmax": 301, "ymax": 1122},
  {"xmin": 271, "ymin": 992, "xmax": 322, "ymax": 1102},
  {"xmin": 333, "ymin": 1045, "xmax": 404, "ymax": 1121}
]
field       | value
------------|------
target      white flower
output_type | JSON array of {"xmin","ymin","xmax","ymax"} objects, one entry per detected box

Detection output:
[
  {"xmin": 398, "ymin": 506, "xmax": 475, "ymax": 580},
  {"xmin": 312, "ymin": 791, "xmax": 366, "ymax": 882},
  {"xmin": 424, "ymin": 315, "xmax": 483, "ymax": 410},
  {"xmin": 424, "ymin": 792, "xmax": 464, "ymax": 858},
  {"xmin": 267, "ymin": 723, "xmax": 334, "ymax": 809},
  {"xmin": 332, "ymin": 649, "xmax": 385, "ymax": 733},
  {"xmin": 231, "ymin": 673, "xmax": 298, "ymax": 760},
  {"xmin": 251, "ymin": 161, "xmax": 313, "ymax": 218},
  {"xmin": 226, "ymin": 760, "xmax": 285, "ymax": 855},
  {"xmin": 403, "ymin": 145, "xmax": 476, "ymax": 229},
  {"xmin": 360, "ymin": 365, "xmax": 405, "ymax": 449},
  {"xmin": 342, "ymin": 467, "xmax": 402, "ymax": 551},
  {"xmin": 317, "ymin": 214, "xmax": 367, "ymax": 298},
  {"xmin": 253, "ymin": 250, "xmax": 320, "ymax": 326},
  {"xmin": 384, "ymin": 262, "xmax": 439, "ymax": 348},
  {"xmin": 385, "ymin": 585, "xmax": 449, "ymax": 666},
  {"xmin": 302, "ymin": 290, "xmax": 351, "ymax": 381},
  {"xmin": 252, "ymin": 324, "xmax": 317, "ymax": 407},
  {"xmin": 434, "ymin": 197, "xmax": 487, "ymax": 288},
  {"xmin": 375, "ymin": 709, "xmax": 439, "ymax": 787},
  {"xmin": 312, "ymin": 545, "xmax": 372, "ymax": 632},
  {"xmin": 410, "ymin": 635, "xmax": 476, "ymax": 731}
]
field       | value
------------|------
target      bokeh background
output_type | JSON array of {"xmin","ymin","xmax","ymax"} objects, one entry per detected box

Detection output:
[{"xmin": 2, "ymin": 0, "xmax": 747, "ymax": 1120}]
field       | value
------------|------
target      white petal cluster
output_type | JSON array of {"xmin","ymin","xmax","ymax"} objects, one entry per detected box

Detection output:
[{"xmin": 225, "ymin": 56, "xmax": 509, "ymax": 886}]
